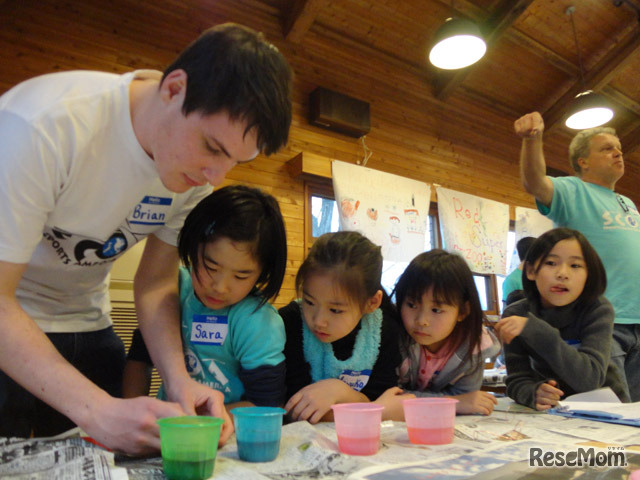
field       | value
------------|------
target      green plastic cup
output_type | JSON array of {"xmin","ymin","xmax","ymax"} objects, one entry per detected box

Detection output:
[{"xmin": 157, "ymin": 416, "xmax": 224, "ymax": 480}]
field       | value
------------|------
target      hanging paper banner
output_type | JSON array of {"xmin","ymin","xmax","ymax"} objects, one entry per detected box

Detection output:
[
  {"xmin": 332, "ymin": 160, "xmax": 431, "ymax": 262},
  {"xmin": 514, "ymin": 206, "xmax": 554, "ymax": 240},
  {"xmin": 436, "ymin": 186, "xmax": 509, "ymax": 274}
]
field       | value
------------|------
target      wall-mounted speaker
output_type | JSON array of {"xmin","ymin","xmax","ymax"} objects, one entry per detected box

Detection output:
[{"xmin": 308, "ymin": 87, "xmax": 370, "ymax": 138}]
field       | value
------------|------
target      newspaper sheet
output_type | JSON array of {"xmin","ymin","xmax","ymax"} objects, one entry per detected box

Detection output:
[
  {"xmin": 350, "ymin": 441, "xmax": 640, "ymax": 480},
  {"xmin": 0, "ymin": 436, "xmax": 127, "ymax": 480},
  {"xmin": 3, "ymin": 402, "xmax": 640, "ymax": 480}
]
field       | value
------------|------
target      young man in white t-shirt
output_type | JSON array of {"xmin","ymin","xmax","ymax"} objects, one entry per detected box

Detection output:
[{"xmin": 0, "ymin": 23, "xmax": 292, "ymax": 455}]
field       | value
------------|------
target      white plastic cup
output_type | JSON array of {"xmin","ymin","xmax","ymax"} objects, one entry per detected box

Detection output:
[
  {"xmin": 331, "ymin": 403, "xmax": 384, "ymax": 455},
  {"xmin": 402, "ymin": 397, "xmax": 458, "ymax": 445}
]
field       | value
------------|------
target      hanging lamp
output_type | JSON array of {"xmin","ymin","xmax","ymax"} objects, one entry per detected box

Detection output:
[
  {"xmin": 428, "ymin": 3, "xmax": 486, "ymax": 70},
  {"xmin": 564, "ymin": 6, "xmax": 614, "ymax": 129}
]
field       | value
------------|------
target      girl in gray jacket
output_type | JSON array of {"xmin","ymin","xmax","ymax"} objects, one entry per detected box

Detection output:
[{"xmin": 394, "ymin": 250, "xmax": 501, "ymax": 416}]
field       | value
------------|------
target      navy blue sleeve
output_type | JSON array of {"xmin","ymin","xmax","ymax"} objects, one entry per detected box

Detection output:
[
  {"xmin": 279, "ymin": 301, "xmax": 313, "ymax": 402},
  {"xmin": 126, "ymin": 328, "xmax": 153, "ymax": 366},
  {"xmin": 360, "ymin": 309, "xmax": 402, "ymax": 401},
  {"xmin": 238, "ymin": 361, "xmax": 287, "ymax": 406}
]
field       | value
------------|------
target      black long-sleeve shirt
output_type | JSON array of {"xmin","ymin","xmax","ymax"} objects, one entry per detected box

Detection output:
[{"xmin": 503, "ymin": 296, "xmax": 630, "ymax": 408}]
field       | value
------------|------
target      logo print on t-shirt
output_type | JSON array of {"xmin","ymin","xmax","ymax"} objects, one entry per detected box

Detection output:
[
  {"xmin": 43, "ymin": 196, "xmax": 174, "ymax": 266},
  {"xmin": 75, "ymin": 230, "xmax": 128, "ymax": 260},
  {"xmin": 185, "ymin": 349, "xmax": 203, "ymax": 376}
]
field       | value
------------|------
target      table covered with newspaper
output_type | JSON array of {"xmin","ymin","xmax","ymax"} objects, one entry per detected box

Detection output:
[{"xmin": 2, "ymin": 397, "xmax": 639, "ymax": 480}]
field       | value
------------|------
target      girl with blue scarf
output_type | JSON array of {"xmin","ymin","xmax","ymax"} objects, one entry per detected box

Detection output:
[{"xmin": 279, "ymin": 231, "xmax": 411, "ymax": 423}]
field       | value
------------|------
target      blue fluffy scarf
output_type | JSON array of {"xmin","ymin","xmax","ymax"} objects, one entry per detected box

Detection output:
[{"xmin": 299, "ymin": 300, "xmax": 383, "ymax": 382}]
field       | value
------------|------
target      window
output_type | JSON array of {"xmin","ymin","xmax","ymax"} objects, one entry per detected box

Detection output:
[
  {"xmin": 472, "ymin": 274, "xmax": 499, "ymax": 314},
  {"xmin": 495, "ymin": 230, "xmax": 517, "ymax": 313},
  {"xmin": 311, "ymin": 194, "xmax": 340, "ymax": 238},
  {"xmin": 305, "ymin": 181, "xmax": 336, "ymax": 251}
]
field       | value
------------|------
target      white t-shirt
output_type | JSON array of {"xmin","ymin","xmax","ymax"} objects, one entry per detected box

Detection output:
[{"xmin": 0, "ymin": 70, "xmax": 211, "ymax": 332}]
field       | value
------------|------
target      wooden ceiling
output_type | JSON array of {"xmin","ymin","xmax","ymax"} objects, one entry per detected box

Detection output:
[
  {"xmin": 1, "ymin": 0, "xmax": 639, "ymax": 202},
  {"xmin": 278, "ymin": 0, "xmax": 640, "ymax": 162}
]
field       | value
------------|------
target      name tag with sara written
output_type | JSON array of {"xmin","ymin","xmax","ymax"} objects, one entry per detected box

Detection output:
[
  {"xmin": 339, "ymin": 369, "xmax": 372, "ymax": 392},
  {"xmin": 190, "ymin": 315, "xmax": 229, "ymax": 346}
]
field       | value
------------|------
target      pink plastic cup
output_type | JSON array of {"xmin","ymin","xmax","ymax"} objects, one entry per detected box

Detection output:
[
  {"xmin": 402, "ymin": 397, "xmax": 458, "ymax": 445},
  {"xmin": 331, "ymin": 403, "xmax": 384, "ymax": 455}
]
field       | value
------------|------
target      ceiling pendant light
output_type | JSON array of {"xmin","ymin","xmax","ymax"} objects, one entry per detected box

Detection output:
[
  {"xmin": 429, "ymin": 17, "xmax": 487, "ymax": 69},
  {"xmin": 565, "ymin": 91, "xmax": 614, "ymax": 130},
  {"xmin": 564, "ymin": 6, "xmax": 614, "ymax": 130}
]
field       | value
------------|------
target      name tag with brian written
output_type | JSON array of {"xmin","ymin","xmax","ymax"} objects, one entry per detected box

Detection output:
[
  {"xmin": 130, "ymin": 196, "xmax": 171, "ymax": 226},
  {"xmin": 190, "ymin": 315, "xmax": 228, "ymax": 346},
  {"xmin": 339, "ymin": 369, "xmax": 371, "ymax": 392}
]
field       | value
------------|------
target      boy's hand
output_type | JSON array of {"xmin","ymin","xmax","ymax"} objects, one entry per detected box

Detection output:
[
  {"xmin": 82, "ymin": 396, "xmax": 186, "ymax": 455},
  {"xmin": 166, "ymin": 376, "xmax": 234, "ymax": 445}
]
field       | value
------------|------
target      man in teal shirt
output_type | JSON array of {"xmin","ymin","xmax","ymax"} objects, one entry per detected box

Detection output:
[{"xmin": 514, "ymin": 111, "xmax": 640, "ymax": 401}]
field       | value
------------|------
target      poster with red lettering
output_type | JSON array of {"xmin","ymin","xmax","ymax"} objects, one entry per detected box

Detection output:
[{"xmin": 436, "ymin": 186, "xmax": 509, "ymax": 274}]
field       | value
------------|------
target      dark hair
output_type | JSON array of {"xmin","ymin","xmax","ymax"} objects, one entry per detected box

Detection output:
[
  {"xmin": 178, "ymin": 184, "xmax": 287, "ymax": 307},
  {"xmin": 162, "ymin": 23, "xmax": 292, "ymax": 155},
  {"xmin": 392, "ymin": 249, "xmax": 483, "ymax": 364},
  {"xmin": 295, "ymin": 231, "xmax": 382, "ymax": 310},
  {"xmin": 516, "ymin": 236, "xmax": 536, "ymax": 261},
  {"xmin": 505, "ymin": 289, "xmax": 525, "ymax": 306},
  {"xmin": 522, "ymin": 227, "xmax": 606, "ymax": 307}
]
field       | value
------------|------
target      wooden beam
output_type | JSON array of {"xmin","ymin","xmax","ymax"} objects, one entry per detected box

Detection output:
[
  {"xmin": 544, "ymin": 28, "xmax": 640, "ymax": 131},
  {"xmin": 286, "ymin": 151, "xmax": 333, "ymax": 180},
  {"xmin": 281, "ymin": 0, "xmax": 328, "ymax": 43},
  {"xmin": 433, "ymin": 0, "xmax": 533, "ymax": 100},
  {"xmin": 433, "ymin": 0, "xmax": 488, "ymax": 20},
  {"xmin": 311, "ymin": 23, "xmax": 428, "ymax": 80},
  {"xmin": 601, "ymin": 85, "xmax": 640, "ymax": 117},
  {"xmin": 508, "ymin": 29, "xmax": 577, "ymax": 77},
  {"xmin": 621, "ymin": 122, "xmax": 640, "ymax": 156},
  {"xmin": 456, "ymin": 85, "xmax": 521, "ymax": 118}
]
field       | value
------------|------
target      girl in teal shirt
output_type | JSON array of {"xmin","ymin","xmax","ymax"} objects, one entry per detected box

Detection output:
[{"xmin": 125, "ymin": 185, "xmax": 288, "ymax": 410}]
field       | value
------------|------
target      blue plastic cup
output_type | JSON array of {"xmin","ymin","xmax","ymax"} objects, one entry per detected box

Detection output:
[{"xmin": 230, "ymin": 406, "xmax": 286, "ymax": 462}]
